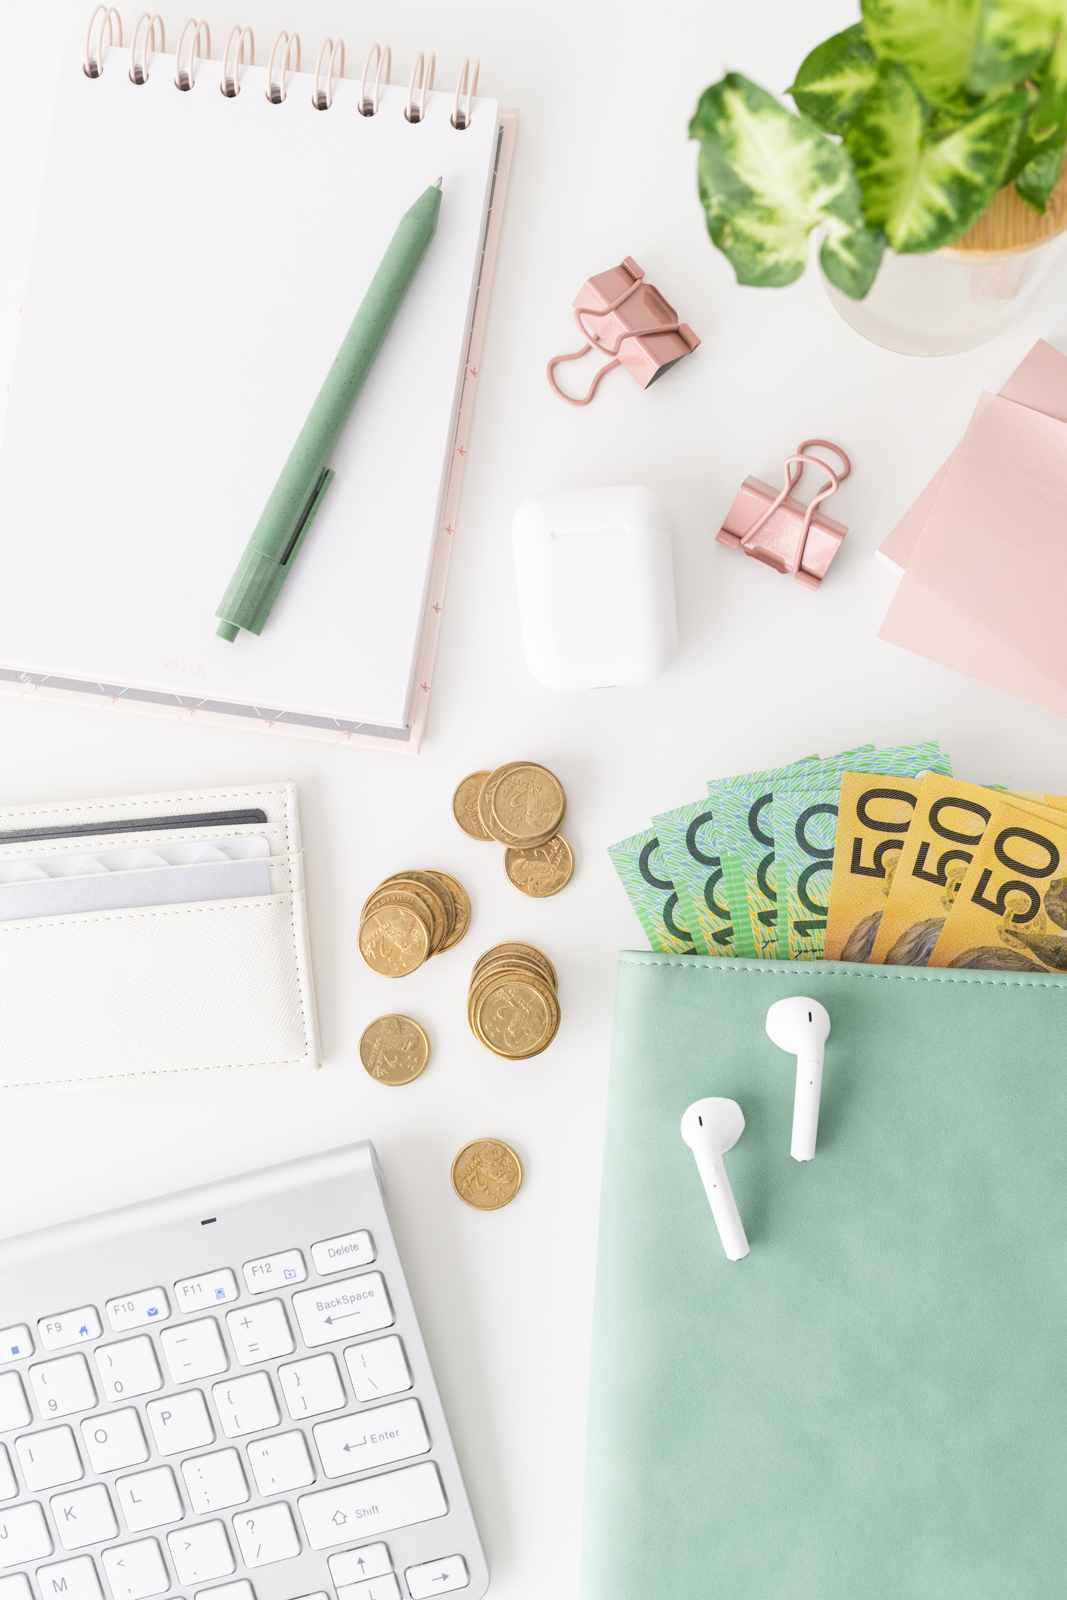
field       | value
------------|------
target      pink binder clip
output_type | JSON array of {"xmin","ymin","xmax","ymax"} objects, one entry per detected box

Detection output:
[
  {"xmin": 717, "ymin": 440, "xmax": 851, "ymax": 591},
  {"xmin": 547, "ymin": 256, "xmax": 700, "ymax": 406}
]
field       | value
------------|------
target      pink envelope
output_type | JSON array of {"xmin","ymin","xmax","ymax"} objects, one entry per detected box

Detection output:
[
  {"xmin": 876, "ymin": 338, "xmax": 1067, "ymax": 573},
  {"xmin": 878, "ymin": 391, "xmax": 1067, "ymax": 717}
]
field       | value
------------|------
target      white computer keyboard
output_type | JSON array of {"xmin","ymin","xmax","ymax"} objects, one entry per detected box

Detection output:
[{"xmin": 0, "ymin": 1144, "xmax": 487, "ymax": 1600}]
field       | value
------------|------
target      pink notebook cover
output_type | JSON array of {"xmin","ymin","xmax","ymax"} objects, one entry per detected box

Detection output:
[{"xmin": 876, "ymin": 339, "xmax": 1067, "ymax": 574}]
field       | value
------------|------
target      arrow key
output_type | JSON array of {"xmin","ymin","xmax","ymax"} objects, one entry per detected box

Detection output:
[
  {"xmin": 337, "ymin": 1577, "xmax": 401, "ymax": 1600},
  {"xmin": 328, "ymin": 1544, "xmax": 392, "ymax": 1585},
  {"xmin": 404, "ymin": 1557, "xmax": 469, "ymax": 1598}
]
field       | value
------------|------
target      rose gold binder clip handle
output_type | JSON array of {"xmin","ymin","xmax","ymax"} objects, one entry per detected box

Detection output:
[{"xmin": 738, "ymin": 440, "xmax": 851, "ymax": 584}]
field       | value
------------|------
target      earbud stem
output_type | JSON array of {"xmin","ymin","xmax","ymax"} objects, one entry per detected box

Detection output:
[
  {"xmin": 790, "ymin": 1054, "xmax": 824, "ymax": 1162},
  {"xmin": 693, "ymin": 1151, "xmax": 750, "ymax": 1261}
]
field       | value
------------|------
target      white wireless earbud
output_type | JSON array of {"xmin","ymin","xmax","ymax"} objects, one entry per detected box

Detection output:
[
  {"xmin": 680, "ymin": 1097, "xmax": 749, "ymax": 1261},
  {"xmin": 765, "ymin": 996, "xmax": 831, "ymax": 1162}
]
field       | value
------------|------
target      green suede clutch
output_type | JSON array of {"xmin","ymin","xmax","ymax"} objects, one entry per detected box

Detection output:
[{"xmin": 582, "ymin": 954, "xmax": 1067, "ymax": 1599}]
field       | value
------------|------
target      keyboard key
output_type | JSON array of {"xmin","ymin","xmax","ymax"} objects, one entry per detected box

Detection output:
[
  {"xmin": 328, "ymin": 1546, "xmax": 393, "ymax": 1584},
  {"xmin": 242, "ymin": 1252, "xmax": 306, "ymax": 1296},
  {"xmin": 38, "ymin": 1312, "xmax": 101, "ymax": 1355},
  {"xmin": 231, "ymin": 1503, "xmax": 299, "ymax": 1568},
  {"xmin": 212, "ymin": 1375, "xmax": 278, "ymax": 1440},
  {"xmin": 174, "ymin": 1272, "xmax": 239, "ymax": 1314},
  {"xmin": 310, "ymin": 1233, "xmax": 376, "ymax": 1277},
  {"xmin": 338, "ymin": 1579, "xmax": 400, "ymax": 1600},
  {"xmin": 246, "ymin": 1433, "xmax": 314, "ymax": 1497},
  {"xmin": 291, "ymin": 1276, "xmax": 394, "ymax": 1349},
  {"xmin": 115, "ymin": 1467, "xmax": 183, "ymax": 1533},
  {"xmin": 0, "ymin": 1331, "xmax": 32, "ymax": 1367},
  {"xmin": 35, "ymin": 1555, "xmax": 103, "ymax": 1600},
  {"xmin": 298, "ymin": 1462, "xmax": 447, "ymax": 1550},
  {"xmin": 160, "ymin": 1321, "xmax": 228, "ymax": 1385},
  {"xmin": 314, "ymin": 1401, "xmax": 429, "ymax": 1480},
  {"xmin": 0, "ymin": 1575, "xmax": 33, "ymax": 1600},
  {"xmin": 344, "ymin": 1338, "xmax": 412, "ymax": 1404},
  {"xmin": 0, "ymin": 1448, "xmax": 15, "ymax": 1503},
  {"xmin": 168, "ymin": 1520, "xmax": 235, "ymax": 1584},
  {"xmin": 94, "ymin": 1340, "xmax": 163, "ymax": 1404},
  {"xmin": 0, "ymin": 1376, "xmax": 30, "ymax": 1434},
  {"xmin": 81, "ymin": 1411, "xmax": 148, "ymax": 1475},
  {"xmin": 182, "ymin": 1450, "xmax": 249, "ymax": 1515},
  {"xmin": 278, "ymin": 1355, "xmax": 345, "ymax": 1420},
  {"xmin": 50, "ymin": 1484, "xmax": 118, "ymax": 1550},
  {"xmin": 105, "ymin": 1293, "xmax": 170, "ymax": 1335},
  {"xmin": 146, "ymin": 1392, "xmax": 214, "ymax": 1456},
  {"xmin": 225, "ymin": 1304, "xmax": 294, "ymax": 1367},
  {"xmin": 31, "ymin": 1357, "xmax": 96, "ymax": 1419},
  {"xmin": 193, "ymin": 1581, "xmax": 253, "ymax": 1600},
  {"xmin": 0, "ymin": 1502, "xmax": 53, "ymax": 1566},
  {"xmin": 16, "ymin": 1426, "xmax": 83, "ymax": 1491},
  {"xmin": 405, "ymin": 1557, "xmax": 469, "ymax": 1598},
  {"xmin": 101, "ymin": 1538, "xmax": 170, "ymax": 1600}
]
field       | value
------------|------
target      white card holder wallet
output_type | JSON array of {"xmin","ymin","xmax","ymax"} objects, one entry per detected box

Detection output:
[{"xmin": 0, "ymin": 780, "xmax": 320, "ymax": 1093}]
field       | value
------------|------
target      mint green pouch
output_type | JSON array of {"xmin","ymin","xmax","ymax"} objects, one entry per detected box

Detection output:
[{"xmin": 582, "ymin": 953, "xmax": 1067, "ymax": 1599}]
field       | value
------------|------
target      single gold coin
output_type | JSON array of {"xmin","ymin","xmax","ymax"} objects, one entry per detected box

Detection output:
[
  {"xmin": 358, "ymin": 904, "xmax": 430, "ymax": 977},
  {"xmin": 428, "ymin": 871, "xmax": 471, "ymax": 952},
  {"xmin": 489, "ymin": 763, "xmax": 567, "ymax": 848},
  {"xmin": 472, "ymin": 975, "xmax": 560, "ymax": 1058},
  {"xmin": 452, "ymin": 772, "xmax": 494, "ymax": 841},
  {"xmin": 504, "ymin": 835, "xmax": 574, "ymax": 897},
  {"xmin": 359, "ymin": 1015, "xmax": 430, "ymax": 1085},
  {"xmin": 471, "ymin": 942, "xmax": 558, "ymax": 991},
  {"xmin": 451, "ymin": 1138, "xmax": 523, "ymax": 1210}
]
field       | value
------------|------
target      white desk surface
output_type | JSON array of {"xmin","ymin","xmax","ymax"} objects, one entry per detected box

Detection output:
[{"xmin": 4, "ymin": 3, "xmax": 1067, "ymax": 1595}]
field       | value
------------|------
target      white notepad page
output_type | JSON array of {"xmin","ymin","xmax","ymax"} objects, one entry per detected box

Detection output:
[{"xmin": 0, "ymin": 42, "xmax": 500, "ymax": 734}]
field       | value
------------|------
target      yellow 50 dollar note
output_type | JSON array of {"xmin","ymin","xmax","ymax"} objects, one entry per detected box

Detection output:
[
  {"xmin": 929, "ymin": 802, "xmax": 1067, "ymax": 971},
  {"xmin": 824, "ymin": 775, "xmax": 924, "ymax": 962}
]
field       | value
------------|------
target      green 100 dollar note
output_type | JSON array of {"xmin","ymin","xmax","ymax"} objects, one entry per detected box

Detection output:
[
  {"xmin": 653, "ymin": 800, "xmax": 734, "ymax": 957},
  {"xmin": 607, "ymin": 827, "xmax": 696, "ymax": 953}
]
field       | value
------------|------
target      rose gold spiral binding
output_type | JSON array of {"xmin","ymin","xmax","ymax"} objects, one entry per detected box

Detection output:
[
  {"xmin": 174, "ymin": 19, "xmax": 210, "ymax": 90},
  {"xmin": 451, "ymin": 58, "xmax": 479, "ymax": 129},
  {"xmin": 359, "ymin": 44, "xmax": 391, "ymax": 115},
  {"xmin": 266, "ymin": 31, "xmax": 301, "ymax": 104},
  {"xmin": 405, "ymin": 52, "xmax": 435, "ymax": 123},
  {"xmin": 313, "ymin": 38, "xmax": 345, "ymax": 110},
  {"xmin": 84, "ymin": 6, "xmax": 122, "ymax": 78},
  {"xmin": 221, "ymin": 26, "xmax": 254, "ymax": 97},
  {"xmin": 129, "ymin": 13, "xmax": 163, "ymax": 84}
]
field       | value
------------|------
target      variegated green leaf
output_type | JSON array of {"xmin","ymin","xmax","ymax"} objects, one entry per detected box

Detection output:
[
  {"xmin": 690, "ymin": 73, "xmax": 884, "ymax": 298},
  {"xmin": 968, "ymin": 0, "xmax": 1062, "ymax": 93},
  {"xmin": 788, "ymin": 24, "xmax": 879, "ymax": 135},
  {"xmin": 1015, "ymin": 121, "xmax": 1067, "ymax": 207},
  {"xmin": 861, "ymin": 0, "xmax": 979, "ymax": 106},
  {"xmin": 845, "ymin": 60, "xmax": 1028, "ymax": 249},
  {"xmin": 1031, "ymin": 23, "xmax": 1067, "ymax": 132}
]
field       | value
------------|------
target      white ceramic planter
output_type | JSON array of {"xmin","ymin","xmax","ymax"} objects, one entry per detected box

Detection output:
[{"xmin": 821, "ymin": 232, "xmax": 1067, "ymax": 356}]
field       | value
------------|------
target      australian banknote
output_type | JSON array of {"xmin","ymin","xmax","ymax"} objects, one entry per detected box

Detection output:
[
  {"xmin": 607, "ymin": 827, "xmax": 696, "ymax": 953},
  {"xmin": 824, "ymin": 775, "xmax": 925, "ymax": 962},
  {"xmin": 929, "ymin": 801, "xmax": 1067, "ymax": 971}
]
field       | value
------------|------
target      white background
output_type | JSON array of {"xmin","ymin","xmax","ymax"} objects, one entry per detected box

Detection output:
[{"xmin": 4, "ymin": 3, "xmax": 1067, "ymax": 1598}]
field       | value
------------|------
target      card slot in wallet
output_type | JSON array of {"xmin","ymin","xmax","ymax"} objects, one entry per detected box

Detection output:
[{"xmin": 0, "ymin": 781, "xmax": 318, "ymax": 1091}]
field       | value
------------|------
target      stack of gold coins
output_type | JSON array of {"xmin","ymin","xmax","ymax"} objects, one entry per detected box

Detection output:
[
  {"xmin": 467, "ymin": 943, "xmax": 560, "ymax": 1058},
  {"xmin": 452, "ymin": 762, "xmax": 574, "ymax": 897},
  {"xmin": 359, "ymin": 870, "xmax": 470, "ymax": 977}
]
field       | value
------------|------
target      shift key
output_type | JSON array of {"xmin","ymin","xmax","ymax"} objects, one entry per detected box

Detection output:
[
  {"xmin": 292, "ymin": 1274, "xmax": 394, "ymax": 1347},
  {"xmin": 298, "ymin": 1461, "xmax": 447, "ymax": 1549}
]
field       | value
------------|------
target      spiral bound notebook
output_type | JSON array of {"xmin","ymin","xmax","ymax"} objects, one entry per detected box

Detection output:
[{"xmin": 0, "ymin": 16, "xmax": 516, "ymax": 753}]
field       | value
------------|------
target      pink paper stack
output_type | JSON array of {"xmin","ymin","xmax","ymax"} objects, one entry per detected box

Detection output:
[{"xmin": 877, "ymin": 339, "xmax": 1067, "ymax": 719}]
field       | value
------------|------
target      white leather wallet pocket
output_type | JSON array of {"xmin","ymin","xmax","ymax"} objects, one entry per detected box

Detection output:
[{"xmin": 0, "ymin": 782, "xmax": 319, "ymax": 1093}]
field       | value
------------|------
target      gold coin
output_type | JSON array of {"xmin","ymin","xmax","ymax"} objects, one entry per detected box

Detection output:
[
  {"xmin": 427, "ymin": 871, "xmax": 471, "ymax": 952},
  {"xmin": 471, "ymin": 942, "xmax": 558, "ymax": 990},
  {"xmin": 377, "ymin": 873, "xmax": 451, "ymax": 954},
  {"xmin": 504, "ymin": 835, "xmax": 574, "ymax": 897},
  {"xmin": 489, "ymin": 763, "xmax": 566, "ymax": 848},
  {"xmin": 475, "ymin": 762, "xmax": 518, "ymax": 843},
  {"xmin": 358, "ymin": 904, "xmax": 430, "ymax": 977},
  {"xmin": 452, "ymin": 772, "xmax": 494, "ymax": 841},
  {"xmin": 359, "ymin": 1015, "xmax": 430, "ymax": 1085},
  {"xmin": 451, "ymin": 1138, "xmax": 523, "ymax": 1210},
  {"xmin": 361, "ymin": 886, "xmax": 435, "ymax": 948},
  {"xmin": 468, "ymin": 955, "xmax": 555, "ymax": 1002},
  {"xmin": 472, "ymin": 975, "xmax": 560, "ymax": 1058}
]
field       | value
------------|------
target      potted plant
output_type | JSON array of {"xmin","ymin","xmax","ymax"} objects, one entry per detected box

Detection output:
[{"xmin": 690, "ymin": 0, "xmax": 1067, "ymax": 353}]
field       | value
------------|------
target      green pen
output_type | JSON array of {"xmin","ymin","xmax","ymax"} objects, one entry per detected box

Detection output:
[{"xmin": 215, "ymin": 179, "xmax": 443, "ymax": 641}]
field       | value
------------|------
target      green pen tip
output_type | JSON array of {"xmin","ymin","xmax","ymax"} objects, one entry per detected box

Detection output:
[{"xmin": 216, "ymin": 620, "xmax": 239, "ymax": 642}]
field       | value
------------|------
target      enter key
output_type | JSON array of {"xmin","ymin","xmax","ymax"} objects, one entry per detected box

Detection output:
[{"xmin": 314, "ymin": 1398, "xmax": 431, "ymax": 1479}]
